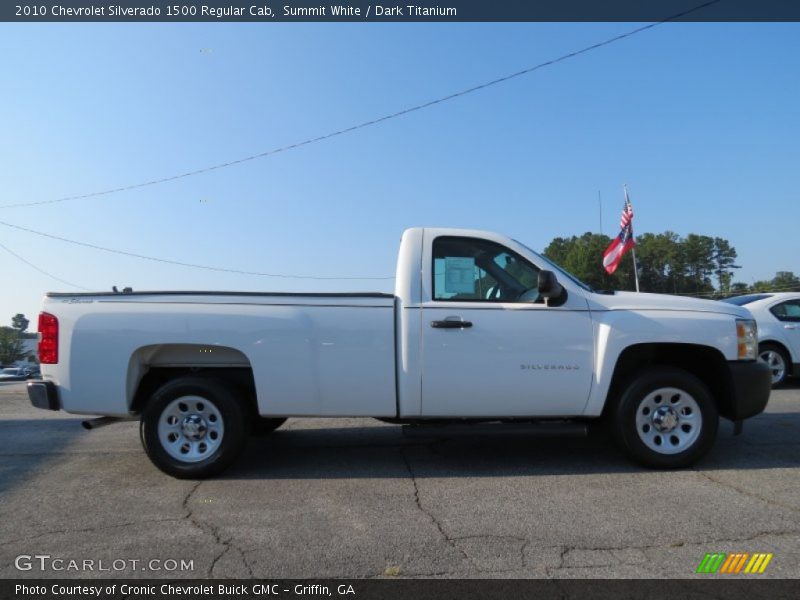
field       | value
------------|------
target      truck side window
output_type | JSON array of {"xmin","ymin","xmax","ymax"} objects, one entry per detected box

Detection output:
[{"xmin": 433, "ymin": 237, "xmax": 540, "ymax": 302}]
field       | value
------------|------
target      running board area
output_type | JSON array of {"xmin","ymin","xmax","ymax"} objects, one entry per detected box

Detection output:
[{"xmin": 401, "ymin": 421, "xmax": 587, "ymax": 439}]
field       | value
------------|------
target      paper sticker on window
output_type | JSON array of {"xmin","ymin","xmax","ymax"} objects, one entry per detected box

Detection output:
[{"xmin": 445, "ymin": 257, "xmax": 476, "ymax": 294}]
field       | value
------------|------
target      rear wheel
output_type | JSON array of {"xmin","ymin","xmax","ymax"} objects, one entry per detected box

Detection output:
[
  {"xmin": 759, "ymin": 343, "xmax": 789, "ymax": 387},
  {"xmin": 612, "ymin": 367, "xmax": 718, "ymax": 468},
  {"xmin": 140, "ymin": 377, "xmax": 248, "ymax": 479}
]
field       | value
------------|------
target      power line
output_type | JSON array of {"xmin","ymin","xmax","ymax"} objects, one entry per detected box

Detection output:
[
  {"xmin": 0, "ymin": 219, "xmax": 395, "ymax": 280},
  {"xmin": 0, "ymin": 240, "xmax": 93, "ymax": 291},
  {"xmin": 0, "ymin": 0, "xmax": 722, "ymax": 211}
]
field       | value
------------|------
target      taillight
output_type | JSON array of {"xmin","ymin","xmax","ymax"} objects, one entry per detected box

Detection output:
[{"xmin": 38, "ymin": 312, "xmax": 59, "ymax": 364}]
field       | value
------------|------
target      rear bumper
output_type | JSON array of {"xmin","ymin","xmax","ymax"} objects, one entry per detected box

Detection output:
[
  {"xmin": 27, "ymin": 380, "xmax": 60, "ymax": 411},
  {"xmin": 726, "ymin": 360, "xmax": 771, "ymax": 420}
]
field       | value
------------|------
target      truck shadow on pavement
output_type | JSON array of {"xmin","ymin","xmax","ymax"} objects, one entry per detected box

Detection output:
[
  {"xmin": 228, "ymin": 410, "xmax": 800, "ymax": 480},
  {"xmin": 1, "ymin": 394, "xmax": 797, "ymax": 485},
  {"xmin": 0, "ymin": 418, "xmax": 86, "ymax": 494}
]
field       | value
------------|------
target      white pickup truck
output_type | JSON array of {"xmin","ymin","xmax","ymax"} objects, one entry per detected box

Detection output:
[{"xmin": 28, "ymin": 228, "xmax": 771, "ymax": 478}]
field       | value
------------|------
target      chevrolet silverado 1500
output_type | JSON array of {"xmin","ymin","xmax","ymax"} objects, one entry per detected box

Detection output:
[{"xmin": 28, "ymin": 228, "xmax": 772, "ymax": 477}]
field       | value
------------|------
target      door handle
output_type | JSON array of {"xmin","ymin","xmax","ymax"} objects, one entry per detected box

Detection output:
[
  {"xmin": 786, "ymin": 325, "xmax": 798, "ymax": 330},
  {"xmin": 431, "ymin": 319, "xmax": 473, "ymax": 329}
]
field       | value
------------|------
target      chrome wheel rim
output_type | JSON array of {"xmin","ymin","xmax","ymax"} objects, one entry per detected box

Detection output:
[
  {"xmin": 759, "ymin": 350, "xmax": 786, "ymax": 385},
  {"xmin": 157, "ymin": 395, "xmax": 224, "ymax": 463},
  {"xmin": 635, "ymin": 387, "xmax": 702, "ymax": 455}
]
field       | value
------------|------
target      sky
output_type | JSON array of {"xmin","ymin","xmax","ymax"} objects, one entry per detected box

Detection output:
[{"xmin": 1, "ymin": 22, "xmax": 798, "ymax": 329}]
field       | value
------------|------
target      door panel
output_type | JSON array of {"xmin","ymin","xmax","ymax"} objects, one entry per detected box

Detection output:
[
  {"xmin": 421, "ymin": 304, "xmax": 594, "ymax": 416},
  {"xmin": 419, "ymin": 234, "xmax": 595, "ymax": 417}
]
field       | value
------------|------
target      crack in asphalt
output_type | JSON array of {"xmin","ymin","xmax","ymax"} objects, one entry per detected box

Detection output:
[
  {"xmin": 403, "ymin": 529, "xmax": 800, "ymax": 578},
  {"xmin": 545, "ymin": 546, "xmax": 648, "ymax": 574},
  {"xmin": 520, "ymin": 539, "xmax": 532, "ymax": 570},
  {"xmin": 0, "ymin": 517, "xmax": 185, "ymax": 548},
  {"xmin": 380, "ymin": 448, "xmax": 800, "ymax": 579},
  {"xmin": 4, "ymin": 385, "xmax": 800, "ymax": 580},
  {"xmin": 552, "ymin": 528, "xmax": 800, "ymax": 576},
  {"xmin": 696, "ymin": 471, "xmax": 800, "ymax": 515},
  {"xmin": 181, "ymin": 480, "xmax": 254, "ymax": 578},
  {"xmin": 541, "ymin": 545, "xmax": 571, "ymax": 577},
  {"xmin": 183, "ymin": 481, "xmax": 227, "ymax": 577},
  {"xmin": 399, "ymin": 448, "xmax": 472, "ymax": 567},
  {"xmin": 450, "ymin": 534, "xmax": 529, "ymax": 570}
]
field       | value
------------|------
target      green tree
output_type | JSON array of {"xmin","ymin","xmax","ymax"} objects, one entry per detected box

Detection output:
[
  {"xmin": 682, "ymin": 234, "xmax": 716, "ymax": 294},
  {"xmin": 543, "ymin": 231, "xmax": 740, "ymax": 296},
  {"xmin": 772, "ymin": 271, "xmax": 800, "ymax": 291},
  {"xmin": 729, "ymin": 282, "xmax": 750, "ymax": 295},
  {"xmin": 635, "ymin": 232, "xmax": 687, "ymax": 294},
  {"xmin": 0, "ymin": 314, "xmax": 30, "ymax": 365},
  {"xmin": 543, "ymin": 232, "xmax": 635, "ymax": 292},
  {"xmin": 712, "ymin": 238, "xmax": 741, "ymax": 295},
  {"xmin": 0, "ymin": 327, "xmax": 24, "ymax": 365},
  {"xmin": 751, "ymin": 271, "xmax": 800, "ymax": 293},
  {"xmin": 12, "ymin": 313, "xmax": 29, "ymax": 334}
]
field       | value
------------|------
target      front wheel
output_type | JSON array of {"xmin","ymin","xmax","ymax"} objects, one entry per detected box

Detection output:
[
  {"xmin": 612, "ymin": 367, "xmax": 718, "ymax": 469},
  {"xmin": 140, "ymin": 377, "xmax": 248, "ymax": 479}
]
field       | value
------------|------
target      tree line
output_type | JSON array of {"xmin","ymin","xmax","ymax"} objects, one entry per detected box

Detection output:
[
  {"xmin": 0, "ymin": 314, "xmax": 36, "ymax": 365},
  {"xmin": 543, "ymin": 231, "xmax": 799, "ymax": 297}
]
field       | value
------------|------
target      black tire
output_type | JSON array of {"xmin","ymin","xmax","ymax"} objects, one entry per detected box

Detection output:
[
  {"xmin": 140, "ymin": 377, "xmax": 249, "ymax": 479},
  {"xmin": 759, "ymin": 343, "xmax": 790, "ymax": 388},
  {"xmin": 611, "ymin": 366, "xmax": 718, "ymax": 469},
  {"xmin": 251, "ymin": 417, "xmax": 288, "ymax": 436}
]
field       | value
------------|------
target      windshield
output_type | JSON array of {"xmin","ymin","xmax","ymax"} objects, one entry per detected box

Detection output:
[
  {"xmin": 721, "ymin": 294, "xmax": 773, "ymax": 306},
  {"xmin": 514, "ymin": 240, "xmax": 595, "ymax": 293}
]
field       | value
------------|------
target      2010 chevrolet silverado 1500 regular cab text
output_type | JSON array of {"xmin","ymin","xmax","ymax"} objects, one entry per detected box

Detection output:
[{"xmin": 28, "ymin": 228, "xmax": 772, "ymax": 478}]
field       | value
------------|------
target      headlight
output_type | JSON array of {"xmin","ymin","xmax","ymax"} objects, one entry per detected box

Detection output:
[{"xmin": 736, "ymin": 319, "xmax": 757, "ymax": 360}]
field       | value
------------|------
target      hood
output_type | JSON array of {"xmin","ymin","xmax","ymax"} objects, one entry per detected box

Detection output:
[{"xmin": 586, "ymin": 291, "xmax": 752, "ymax": 318}]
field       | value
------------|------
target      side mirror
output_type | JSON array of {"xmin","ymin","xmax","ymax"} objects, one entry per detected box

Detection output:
[{"xmin": 538, "ymin": 270, "xmax": 566, "ymax": 305}]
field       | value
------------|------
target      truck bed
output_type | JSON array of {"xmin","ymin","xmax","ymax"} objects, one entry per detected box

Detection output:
[{"xmin": 41, "ymin": 291, "xmax": 398, "ymax": 417}]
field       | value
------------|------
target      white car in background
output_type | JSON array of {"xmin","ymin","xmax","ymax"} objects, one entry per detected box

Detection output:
[
  {"xmin": 0, "ymin": 367, "xmax": 29, "ymax": 382},
  {"xmin": 723, "ymin": 293, "xmax": 800, "ymax": 386}
]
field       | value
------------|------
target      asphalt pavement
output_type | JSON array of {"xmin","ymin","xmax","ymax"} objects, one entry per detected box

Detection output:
[{"xmin": 1, "ymin": 380, "xmax": 798, "ymax": 579}]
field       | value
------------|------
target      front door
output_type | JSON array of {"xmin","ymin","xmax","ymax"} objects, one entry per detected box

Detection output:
[{"xmin": 420, "ymin": 236, "xmax": 594, "ymax": 417}]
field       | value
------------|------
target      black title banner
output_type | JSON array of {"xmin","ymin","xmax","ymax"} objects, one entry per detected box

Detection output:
[
  {"xmin": 4, "ymin": 0, "xmax": 800, "ymax": 22},
  {"xmin": 2, "ymin": 579, "xmax": 800, "ymax": 600}
]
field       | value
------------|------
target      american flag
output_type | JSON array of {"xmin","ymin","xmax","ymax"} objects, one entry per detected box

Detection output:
[{"xmin": 602, "ymin": 189, "xmax": 636, "ymax": 275}]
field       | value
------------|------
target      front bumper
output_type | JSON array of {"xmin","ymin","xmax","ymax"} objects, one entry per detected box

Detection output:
[
  {"xmin": 27, "ymin": 380, "xmax": 60, "ymax": 411},
  {"xmin": 726, "ymin": 360, "xmax": 771, "ymax": 420}
]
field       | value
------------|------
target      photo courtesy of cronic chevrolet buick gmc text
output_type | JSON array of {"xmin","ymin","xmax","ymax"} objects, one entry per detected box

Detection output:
[{"xmin": 27, "ymin": 228, "xmax": 772, "ymax": 478}]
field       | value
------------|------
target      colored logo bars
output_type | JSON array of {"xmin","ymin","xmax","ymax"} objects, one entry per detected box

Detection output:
[{"xmin": 696, "ymin": 552, "xmax": 773, "ymax": 574}]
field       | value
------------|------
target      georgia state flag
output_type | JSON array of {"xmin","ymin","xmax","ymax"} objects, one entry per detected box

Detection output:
[{"xmin": 602, "ymin": 197, "xmax": 635, "ymax": 275}]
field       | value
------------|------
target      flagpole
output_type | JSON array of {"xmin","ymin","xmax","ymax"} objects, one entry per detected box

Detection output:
[{"xmin": 624, "ymin": 184, "xmax": 641, "ymax": 293}]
